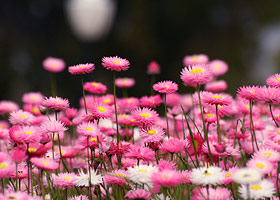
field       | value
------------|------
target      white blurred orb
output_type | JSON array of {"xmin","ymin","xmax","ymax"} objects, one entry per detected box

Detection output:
[{"xmin": 65, "ymin": 0, "xmax": 116, "ymax": 41}]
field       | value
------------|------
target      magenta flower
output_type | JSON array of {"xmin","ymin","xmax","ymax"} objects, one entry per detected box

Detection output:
[
  {"xmin": 139, "ymin": 95, "xmax": 162, "ymax": 108},
  {"xmin": 102, "ymin": 56, "xmax": 130, "ymax": 71},
  {"xmin": 160, "ymin": 138, "xmax": 185, "ymax": 154},
  {"xmin": 42, "ymin": 57, "xmax": 65, "ymax": 73},
  {"xmin": 153, "ymin": 80, "xmax": 178, "ymax": 94},
  {"xmin": 147, "ymin": 61, "xmax": 160, "ymax": 75},
  {"xmin": 30, "ymin": 157, "xmax": 59, "ymax": 171},
  {"xmin": 84, "ymin": 81, "xmax": 107, "ymax": 94},
  {"xmin": 68, "ymin": 63, "xmax": 95, "ymax": 75},
  {"xmin": 255, "ymin": 86, "xmax": 280, "ymax": 104},
  {"xmin": 183, "ymin": 54, "xmax": 209, "ymax": 66},
  {"xmin": 77, "ymin": 121, "xmax": 100, "ymax": 137},
  {"xmin": 125, "ymin": 144, "xmax": 155, "ymax": 162},
  {"xmin": 203, "ymin": 92, "xmax": 233, "ymax": 106},
  {"xmin": 115, "ymin": 77, "xmax": 135, "ymax": 88},
  {"xmin": 131, "ymin": 107, "xmax": 159, "ymax": 125},
  {"xmin": 0, "ymin": 100, "xmax": 19, "ymax": 114},
  {"xmin": 140, "ymin": 125, "xmax": 165, "ymax": 143},
  {"xmin": 42, "ymin": 96, "xmax": 70, "ymax": 111},
  {"xmin": 266, "ymin": 73, "xmax": 280, "ymax": 87}
]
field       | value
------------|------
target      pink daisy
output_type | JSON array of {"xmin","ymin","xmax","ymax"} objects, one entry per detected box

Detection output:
[
  {"xmin": 151, "ymin": 170, "xmax": 183, "ymax": 187},
  {"xmin": 55, "ymin": 146, "xmax": 76, "ymax": 158},
  {"xmin": 65, "ymin": 108, "xmax": 78, "ymax": 119},
  {"xmin": 266, "ymin": 73, "xmax": 280, "ymax": 87},
  {"xmin": 9, "ymin": 147, "xmax": 27, "ymax": 163},
  {"xmin": 104, "ymin": 169, "xmax": 128, "ymax": 186},
  {"xmin": 11, "ymin": 165, "xmax": 28, "ymax": 179},
  {"xmin": 40, "ymin": 119, "xmax": 68, "ymax": 135},
  {"xmin": 205, "ymin": 80, "xmax": 228, "ymax": 92},
  {"xmin": 0, "ymin": 100, "xmax": 19, "ymax": 114},
  {"xmin": 0, "ymin": 152, "xmax": 15, "ymax": 178},
  {"xmin": 52, "ymin": 172, "xmax": 77, "ymax": 189},
  {"xmin": 68, "ymin": 63, "xmax": 95, "ymax": 75},
  {"xmin": 246, "ymin": 158, "xmax": 273, "ymax": 175},
  {"xmin": 159, "ymin": 138, "xmax": 185, "ymax": 154},
  {"xmin": 208, "ymin": 59, "xmax": 228, "ymax": 76},
  {"xmin": 166, "ymin": 93, "xmax": 180, "ymax": 107},
  {"xmin": 255, "ymin": 86, "xmax": 280, "ymax": 104},
  {"xmin": 203, "ymin": 92, "xmax": 233, "ymax": 105},
  {"xmin": 84, "ymin": 81, "xmax": 107, "ymax": 94},
  {"xmin": 191, "ymin": 187, "xmax": 231, "ymax": 200},
  {"xmin": 107, "ymin": 141, "xmax": 130, "ymax": 156},
  {"xmin": 183, "ymin": 54, "xmax": 209, "ymax": 66},
  {"xmin": 0, "ymin": 191, "xmax": 30, "ymax": 200},
  {"xmin": 153, "ymin": 80, "xmax": 178, "ymax": 94},
  {"xmin": 102, "ymin": 56, "xmax": 130, "ymax": 71},
  {"xmin": 140, "ymin": 125, "xmax": 165, "ymax": 143},
  {"xmin": 147, "ymin": 61, "xmax": 160, "ymax": 75},
  {"xmin": 88, "ymin": 101, "xmax": 113, "ymax": 119},
  {"xmin": 125, "ymin": 144, "xmax": 155, "ymax": 162},
  {"xmin": 22, "ymin": 92, "xmax": 44, "ymax": 105},
  {"xmin": 30, "ymin": 157, "xmax": 59, "ymax": 171},
  {"xmin": 253, "ymin": 147, "xmax": 280, "ymax": 163},
  {"xmin": 115, "ymin": 77, "xmax": 135, "ymax": 88},
  {"xmin": 23, "ymin": 104, "xmax": 41, "ymax": 116},
  {"xmin": 124, "ymin": 189, "xmax": 151, "ymax": 200},
  {"xmin": 9, "ymin": 125, "xmax": 41, "ymax": 144},
  {"xmin": 180, "ymin": 65, "xmax": 213, "ymax": 87},
  {"xmin": 42, "ymin": 96, "xmax": 69, "ymax": 111},
  {"xmin": 237, "ymin": 86, "xmax": 260, "ymax": 101},
  {"xmin": 9, "ymin": 110, "xmax": 35, "ymax": 125},
  {"xmin": 139, "ymin": 95, "xmax": 162, "ymax": 108},
  {"xmin": 77, "ymin": 121, "xmax": 100, "ymax": 137},
  {"xmin": 117, "ymin": 97, "xmax": 139, "ymax": 113},
  {"xmin": 158, "ymin": 159, "xmax": 177, "ymax": 171},
  {"xmin": 99, "ymin": 94, "xmax": 115, "ymax": 106},
  {"xmin": 42, "ymin": 57, "xmax": 65, "ymax": 73},
  {"xmin": 131, "ymin": 107, "xmax": 159, "ymax": 125}
]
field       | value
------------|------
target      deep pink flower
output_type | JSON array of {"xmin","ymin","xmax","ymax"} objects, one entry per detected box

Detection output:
[
  {"xmin": 0, "ymin": 152, "xmax": 15, "ymax": 178},
  {"xmin": 99, "ymin": 94, "xmax": 115, "ymax": 106},
  {"xmin": 255, "ymin": 86, "xmax": 280, "ymax": 104},
  {"xmin": 9, "ymin": 125, "xmax": 41, "ymax": 144},
  {"xmin": 266, "ymin": 73, "xmax": 280, "ymax": 87},
  {"xmin": 183, "ymin": 54, "xmax": 209, "ymax": 66},
  {"xmin": 30, "ymin": 157, "xmax": 59, "ymax": 171},
  {"xmin": 153, "ymin": 81, "xmax": 178, "ymax": 94},
  {"xmin": 191, "ymin": 187, "xmax": 231, "ymax": 200},
  {"xmin": 140, "ymin": 125, "xmax": 165, "ymax": 143},
  {"xmin": 237, "ymin": 86, "xmax": 260, "ymax": 101},
  {"xmin": 124, "ymin": 189, "xmax": 151, "ymax": 200},
  {"xmin": 125, "ymin": 144, "xmax": 155, "ymax": 162},
  {"xmin": 151, "ymin": 170, "xmax": 183, "ymax": 187},
  {"xmin": 88, "ymin": 101, "xmax": 113, "ymax": 119},
  {"xmin": 117, "ymin": 97, "xmax": 140, "ymax": 113},
  {"xmin": 160, "ymin": 138, "xmax": 185, "ymax": 154},
  {"xmin": 115, "ymin": 77, "xmax": 135, "ymax": 88},
  {"xmin": 84, "ymin": 81, "xmax": 107, "ymax": 94},
  {"xmin": 107, "ymin": 141, "xmax": 130, "ymax": 156},
  {"xmin": 42, "ymin": 57, "xmax": 65, "ymax": 73},
  {"xmin": 23, "ymin": 104, "xmax": 41, "ymax": 116},
  {"xmin": 11, "ymin": 165, "xmax": 28, "ymax": 179},
  {"xmin": 65, "ymin": 108, "xmax": 78, "ymax": 119},
  {"xmin": 147, "ymin": 61, "xmax": 160, "ymax": 75},
  {"xmin": 9, "ymin": 147, "xmax": 27, "ymax": 163},
  {"xmin": 131, "ymin": 107, "xmax": 159, "ymax": 125},
  {"xmin": 203, "ymin": 92, "xmax": 233, "ymax": 106},
  {"xmin": 42, "ymin": 96, "xmax": 69, "ymax": 111},
  {"xmin": 180, "ymin": 65, "xmax": 213, "ymax": 87},
  {"xmin": 68, "ymin": 63, "xmax": 94, "ymax": 75},
  {"xmin": 208, "ymin": 60, "xmax": 228, "ymax": 76},
  {"xmin": 205, "ymin": 80, "xmax": 228, "ymax": 92},
  {"xmin": 139, "ymin": 95, "xmax": 162, "ymax": 108},
  {"xmin": 102, "ymin": 56, "xmax": 130, "ymax": 71}
]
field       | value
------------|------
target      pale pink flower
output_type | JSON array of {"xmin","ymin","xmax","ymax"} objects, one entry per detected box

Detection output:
[
  {"xmin": 22, "ymin": 92, "xmax": 44, "ymax": 105},
  {"xmin": 42, "ymin": 96, "xmax": 69, "ymax": 111},
  {"xmin": 208, "ymin": 59, "xmax": 228, "ymax": 76},
  {"xmin": 183, "ymin": 54, "xmax": 209, "ymax": 66},
  {"xmin": 147, "ymin": 61, "xmax": 160, "ymax": 75},
  {"xmin": 42, "ymin": 57, "xmax": 65, "ymax": 73},
  {"xmin": 115, "ymin": 77, "xmax": 135, "ymax": 88},
  {"xmin": 102, "ymin": 56, "xmax": 130, "ymax": 71},
  {"xmin": 68, "ymin": 63, "xmax": 94, "ymax": 74},
  {"xmin": 151, "ymin": 170, "xmax": 183, "ymax": 187},
  {"xmin": 181, "ymin": 65, "xmax": 213, "ymax": 87},
  {"xmin": 153, "ymin": 81, "xmax": 178, "ymax": 94},
  {"xmin": 9, "ymin": 110, "xmax": 35, "ymax": 125},
  {"xmin": 84, "ymin": 81, "xmax": 107, "ymax": 94},
  {"xmin": 124, "ymin": 189, "xmax": 151, "ymax": 200},
  {"xmin": 266, "ymin": 73, "xmax": 280, "ymax": 87}
]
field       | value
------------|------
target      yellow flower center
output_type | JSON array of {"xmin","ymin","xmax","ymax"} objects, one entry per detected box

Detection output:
[
  {"xmin": 60, "ymin": 151, "xmax": 65, "ymax": 155},
  {"xmin": 114, "ymin": 173, "xmax": 125, "ymax": 177},
  {"xmin": 214, "ymin": 65, "xmax": 221, "ymax": 70},
  {"xmin": 278, "ymin": 130, "xmax": 280, "ymax": 135},
  {"xmin": 225, "ymin": 173, "xmax": 231, "ymax": 177},
  {"xmin": 245, "ymin": 104, "xmax": 250, "ymax": 109},
  {"xmin": 42, "ymin": 161, "xmax": 49, "ymax": 165},
  {"xmin": 138, "ymin": 169, "xmax": 148, "ymax": 173},
  {"xmin": 25, "ymin": 131, "xmax": 33, "ymax": 135},
  {"xmin": 119, "ymin": 114, "xmax": 126, "ymax": 118},
  {"xmin": 28, "ymin": 148, "xmax": 37, "ymax": 152},
  {"xmin": 63, "ymin": 177, "xmax": 71, "ymax": 180},
  {"xmin": 140, "ymin": 113, "xmax": 150, "ymax": 118},
  {"xmin": 249, "ymin": 91, "xmax": 255, "ymax": 94},
  {"xmin": 51, "ymin": 62, "xmax": 58, "ymax": 68},
  {"xmin": 148, "ymin": 129, "xmax": 157, "ymax": 135},
  {"xmin": 0, "ymin": 163, "xmax": 7, "ymax": 168},
  {"xmin": 127, "ymin": 99, "xmax": 132, "ymax": 103},
  {"xmin": 253, "ymin": 121, "xmax": 259, "ymax": 125},
  {"xmin": 205, "ymin": 113, "xmax": 214, "ymax": 117},
  {"xmin": 212, "ymin": 95, "xmax": 222, "ymax": 99},
  {"xmin": 32, "ymin": 107, "xmax": 39, "ymax": 113},
  {"xmin": 78, "ymin": 65, "xmax": 85, "ymax": 69},
  {"xmin": 202, "ymin": 171, "xmax": 212, "ymax": 176},
  {"xmin": 112, "ymin": 60, "xmax": 120, "ymax": 64},
  {"xmin": 163, "ymin": 85, "xmax": 170, "ymax": 88},
  {"xmin": 91, "ymin": 82, "xmax": 99, "ymax": 87},
  {"xmin": 190, "ymin": 68, "xmax": 203, "ymax": 74},
  {"xmin": 256, "ymin": 163, "xmax": 265, "ymax": 168},
  {"xmin": 0, "ymin": 125, "xmax": 3, "ymax": 129},
  {"xmin": 194, "ymin": 140, "xmax": 199, "ymax": 149},
  {"xmin": 161, "ymin": 174, "xmax": 170, "ymax": 179},
  {"xmin": 18, "ymin": 170, "xmax": 24, "ymax": 174},
  {"xmin": 276, "ymin": 77, "xmax": 280, "ymax": 81},
  {"xmin": 90, "ymin": 137, "xmax": 97, "ymax": 142},
  {"xmin": 31, "ymin": 96, "xmax": 38, "ymax": 101},
  {"xmin": 191, "ymin": 56, "xmax": 200, "ymax": 62},
  {"xmin": 250, "ymin": 185, "xmax": 262, "ymax": 190},
  {"xmin": 121, "ymin": 79, "xmax": 128, "ymax": 83},
  {"xmin": 19, "ymin": 114, "xmax": 26, "ymax": 118},
  {"xmin": 263, "ymin": 152, "xmax": 272, "ymax": 157},
  {"xmin": 104, "ymin": 99, "xmax": 111, "ymax": 103},
  {"xmin": 85, "ymin": 127, "xmax": 93, "ymax": 131},
  {"xmin": 130, "ymin": 119, "xmax": 135, "ymax": 122},
  {"xmin": 56, "ymin": 101, "xmax": 61, "ymax": 104},
  {"xmin": 97, "ymin": 106, "xmax": 106, "ymax": 112}
]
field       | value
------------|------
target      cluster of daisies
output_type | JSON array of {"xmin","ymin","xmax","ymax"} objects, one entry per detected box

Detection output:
[{"xmin": 0, "ymin": 54, "xmax": 279, "ymax": 200}]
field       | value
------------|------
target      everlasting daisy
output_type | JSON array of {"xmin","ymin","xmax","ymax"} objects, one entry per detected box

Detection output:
[
  {"xmin": 108, "ymin": 141, "xmax": 130, "ymax": 156},
  {"xmin": 52, "ymin": 173, "xmax": 77, "ymax": 189},
  {"xmin": 205, "ymin": 80, "xmax": 228, "ymax": 92},
  {"xmin": 74, "ymin": 168, "xmax": 102, "ymax": 187},
  {"xmin": 232, "ymin": 168, "xmax": 262, "ymax": 184},
  {"xmin": 88, "ymin": 101, "xmax": 113, "ymax": 119},
  {"xmin": 22, "ymin": 92, "xmax": 44, "ymax": 105},
  {"xmin": 139, "ymin": 95, "xmax": 162, "ymax": 108},
  {"xmin": 9, "ymin": 110, "xmax": 35, "ymax": 125},
  {"xmin": 42, "ymin": 96, "xmax": 69, "ymax": 111},
  {"xmin": 151, "ymin": 170, "xmax": 183, "ymax": 187},
  {"xmin": 239, "ymin": 179, "xmax": 275, "ymax": 200},
  {"xmin": 266, "ymin": 73, "xmax": 280, "ymax": 87},
  {"xmin": 153, "ymin": 81, "xmax": 178, "ymax": 94},
  {"xmin": 102, "ymin": 56, "xmax": 130, "ymax": 71},
  {"xmin": 9, "ymin": 125, "xmax": 41, "ymax": 144},
  {"xmin": 203, "ymin": 92, "xmax": 233, "ymax": 106},
  {"xmin": 125, "ymin": 145, "xmax": 155, "ymax": 162},
  {"xmin": 127, "ymin": 164, "xmax": 158, "ymax": 187},
  {"xmin": 190, "ymin": 166, "xmax": 224, "ymax": 185},
  {"xmin": 77, "ymin": 121, "xmax": 100, "ymax": 137},
  {"xmin": 159, "ymin": 138, "xmax": 185, "ymax": 154},
  {"xmin": 0, "ymin": 152, "xmax": 15, "ymax": 178},
  {"xmin": 115, "ymin": 77, "xmax": 135, "ymax": 88},
  {"xmin": 180, "ymin": 65, "xmax": 213, "ymax": 87},
  {"xmin": 30, "ymin": 157, "xmax": 59, "ymax": 171},
  {"xmin": 117, "ymin": 97, "xmax": 140, "ymax": 113},
  {"xmin": 183, "ymin": 54, "xmax": 209, "ymax": 66},
  {"xmin": 208, "ymin": 59, "xmax": 228, "ymax": 76},
  {"xmin": 68, "ymin": 63, "xmax": 95, "ymax": 75},
  {"xmin": 140, "ymin": 125, "xmax": 165, "ymax": 143},
  {"xmin": 131, "ymin": 107, "xmax": 159, "ymax": 125},
  {"xmin": 11, "ymin": 164, "xmax": 28, "ymax": 179},
  {"xmin": 255, "ymin": 86, "xmax": 280, "ymax": 104},
  {"xmin": 237, "ymin": 86, "xmax": 260, "ymax": 101},
  {"xmin": 124, "ymin": 189, "xmax": 152, "ymax": 200},
  {"xmin": 246, "ymin": 158, "xmax": 273, "ymax": 175},
  {"xmin": 40, "ymin": 119, "xmax": 68, "ymax": 135},
  {"xmin": 0, "ymin": 100, "xmax": 19, "ymax": 114},
  {"xmin": 147, "ymin": 61, "xmax": 160, "ymax": 75},
  {"xmin": 253, "ymin": 147, "xmax": 280, "ymax": 163},
  {"xmin": 69, "ymin": 195, "xmax": 89, "ymax": 200},
  {"xmin": 192, "ymin": 187, "xmax": 231, "ymax": 200},
  {"xmin": 42, "ymin": 57, "xmax": 65, "ymax": 73},
  {"xmin": 100, "ymin": 94, "xmax": 115, "ymax": 106},
  {"xmin": 84, "ymin": 81, "xmax": 107, "ymax": 94},
  {"xmin": 104, "ymin": 169, "xmax": 128, "ymax": 186}
]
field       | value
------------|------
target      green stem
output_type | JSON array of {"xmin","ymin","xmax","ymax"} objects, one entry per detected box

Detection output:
[
  {"xmin": 269, "ymin": 104, "xmax": 279, "ymax": 127},
  {"xmin": 57, "ymin": 134, "xmax": 70, "ymax": 172},
  {"xmin": 164, "ymin": 94, "xmax": 170, "ymax": 138},
  {"xmin": 87, "ymin": 136, "xmax": 92, "ymax": 200},
  {"xmin": 81, "ymin": 75, "xmax": 88, "ymax": 114},
  {"xmin": 216, "ymin": 105, "xmax": 221, "ymax": 142},
  {"xmin": 249, "ymin": 100, "xmax": 259, "ymax": 151},
  {"xmin": 197, "ymin": 87, "xmax": 207, "ymax": 140},
  {"xmin": 27, "ymin": 143, "xmax": 30, "ymax": 195},
  {"xmin": 277, "ymin": 161, "xmax": 280, "ymax": 198},
  {"xmin": 15, "ymin": 163, "xmax": 18, "ymax": 192},
  {"xmin": 113, "ymin": 71, "xmax": 120, "ymax": 144},
  {"xmin": 1, "ymin": 178, "xmax": 4, "ymax": 195}
]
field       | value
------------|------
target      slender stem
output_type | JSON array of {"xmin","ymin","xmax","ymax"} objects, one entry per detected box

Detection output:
[
  {"xmin": 52, "ymin": 133, "xmax": 55, "ymax": 160},
  {"xmin": 216, "ymin": 105, "xmax": 221, "ymax": 142},
  {"xmin": 15, "ymin": 163, "xmax": 18, "ymax": 192},
  {"xmin": 87, "ymin": 136, "xmax": 92, "ymax": 200},
  {"xmin": 1, "ymin": 178, "xmax": 4, "ymax": 195},
  {"xmin": 164, "ymin": 94, "xmax": 170, "ymax": 138},
  {"xmin": 270, "ymin": 104, "xmax": 279, "ymax": 127},
  {"xmin": 113, "ymin": 71, "xmax": 120, "ymax": 144},
  {"xmin": 27, "ymin": 143, "xmax": 30, "ymax": 195},
  {"xmin": 81, "ymin": 75, "xmax": 88, "ymax": 114},
  {"xmin": 277, "ymin": 161, "xmax": 280, "ymax": 198},
  {"xmin": 197, "ymin": 87, "xmax": 207, "ymax": 140},
  {"xmin": 50, "ymin": 73, "xmax": 57, "ymax": 97},
  {"xmin": 57, "ymin": 134, "xmax": 69, "ymax": 172},
  {"xmin": 249, "ymin": 100, "xmax": 259, "ymax": 151}
]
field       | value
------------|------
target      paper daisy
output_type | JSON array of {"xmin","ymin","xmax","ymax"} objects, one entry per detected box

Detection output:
[
  {"xmin": 124, "ymin": 189, "xmax": 152, "ymax": 200},
  {"xmin": 42, "ymin": 96, "xmax": 70, "ymax": 111},
  {"xmin": 84, "ymin": 81, "xmax": 107, "ymax": 94},
  {"xmin": 153, "ymin": 81, "xmax": 178, "ymax": 94},
  {"xmin": 183, "ymin": 54, "xmax": 209, "ymax": 66},
  {"xmin": 42, "ymin": 57, "xmax": 65, "ymax": 73},
  {"xmin": 115, "ymin": 77, "xmax": 135, "ymax": 88},
  {"xmin": 131, "ymin": 107, "xmax": 159, "ymax": 125},
  {"xmin": 127, "ymin": 164, "xmax": 158, "ymax": 187},
  {"xmin": 140, "ymin": 125, "xmax": 165, "ymax": 143},
  {"xmin": 9, "ymin": 110, "xmax": 35, "ymax": 125},
  {"xmin": 266, "ymin": 73, "xmax": 280, "ymax": 87},
  {"xmin": 102, "ymin": 56, "xmax": 130, "ymax": 71},
  {"xmin": 205, "ymin": 80, "xmax": 228, "ymax": 92},
  {"xmin": 77, "ymin": 121, "xmax": 100, "ymax": 137},
  {"xmin": 151, "ymin": 170, "xmax": 183, "ymax": 187},
  {"xmin": 208, "ymin": 59, "xmax": 228, "ymax": 76},
  {"xmin": 147, "ymin": 61, "xmax": 160, "ymax": 75},
  {"xmin": 74, "ymin": 168, "xmax": 102, "ymax": 187}
]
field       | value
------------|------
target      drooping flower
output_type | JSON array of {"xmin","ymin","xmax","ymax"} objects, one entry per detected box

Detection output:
[
  {"xmin": 124, "ymin": 189, "xmax": 152, "ymax": 200},
  {"xmin": 102, "ymin": 56, "xmax": 130, "ymax": 71},
  {"xmin": 115, "ymin": 77, "xmax": 135, "ymax": 88},
  {"xmin": 42, "ymin": 57, "xmax": 65, "ymax": 73},
  {"xmin": 190, "ymin": 166, "xmax": 224, "ymax": 185},
  {"xmin": 147, "ymin": 61, "xmax": 160, "ymax": 75},
  {"xmin": 68, "ymin": 63, "xmax": 95, "ymax": 75},
  {"xmin": 84, "ymin": 81, "xmax": 107, "ymax": 94},
  {"xmin": 183, "ymin": 54, "xmax": 209, "ymax": 66},
  {"xmin": 42, "ymin": 96, "xmax": 69, "ymax": 111},
  {"xmin": 153, "ymin": 81, "xmax": 178, "ymax": 94},
  {"xmin": 208, "ymin": 60, "xmax": 228, "ymax": 76}
]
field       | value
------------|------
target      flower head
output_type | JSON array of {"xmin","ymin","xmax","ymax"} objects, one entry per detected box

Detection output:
[
  {"xmin": 88, "ymin": 101, "xmax": 113, "ymax": 119},
  {"xmin": 40, "ymin": 119, "xmax": 68, "ymax": 135},
  {"xmin": 124, "ymin": 189, "xmax": 152, "ymax": 200},
  {"xmin": 140, "ymin": 125, "xmax": 165, "ymax": 143},
  {"xmin": 115, "ymin": 77, "xmax": 135, "ymax": 88},
  {"xmin": 77, "ymin": 121, "xmax": 100, "ymax": 137},
  {"xmin": 84, "ymin": 81, "xmax": 107, "ymax": 94},
  {"xmin": 43, "ymin": 57, "xmax": 65, "ymax": 73},
  {"xmin": 232, "ymin": 168, "xmax": 262, "ymax": 184},
  {"xmin": 205, "ymin": 80, "xmax": 228, "ymax": 92},
  {"xmin": 42, "ymin": 96, "xmax": 69, "ymax": 111},
  {"xmin": 131, "ymin": 107, "xmax": 159, "ymax": 125},
  {"xmin": 237, "ymin": 86, "xmax": 260, "ymax": 101},
  {"xmin": 147, "ymin": 61, "xmax": 160, "ymax": 75},
  {"xmin": 22, "ymin": 92, "xmax": 44, "ymax": 105},
  {"xmin": 203, "ymin": 92, "xmax": 233, "ymax": 106},
  {"xmin": 102, "ymin": 56, "xmax": 130, "ymax": 71},
  {"xmin": 30, "ymin": 157, "xmax": 59, "ymax": 171},
  {"xmin": 266, "ymin": 73, "xmax": 280, "ymax": 87},
  {"xmin": 52, "ymin": 173, "xmax": 77, "ymax": 189},
  {"xmin": 153, "ymin": 81, "xmax": 178, "ymax": 94},
  {"xmin": 127, "ymin": 164, "xmax": 158, "ymax": 187},
  {"xmin": 183, "ymin": 54, "xmax": 209, "ymax": 66},
  {"xmin": 74, "ymin": 168, "xmax": 102, "ymax": 187},
  {"xmin": 139, "ymin": 95, "xmax": 162, "ymax": 108},
  {"xmin": 9, "ymin": 110, "xmax": 35, "ymax": 125},
  {"xmin": 151, "ymin": 170, "xmax": 183, "ymax": 187},
  {"xmin": 208, "ymin": 60, "xmax": 228, "ymax": 76},
  {"xmin": 68, "ymin": 63, "xmax": 95, "ymax": 75},
  {"xmin": 190, "ymin": 166, "xmax": 224, "ymax": 185}
]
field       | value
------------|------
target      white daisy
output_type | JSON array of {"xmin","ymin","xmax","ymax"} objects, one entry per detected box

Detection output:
[
  {"xmin": 74, "ymin": 168, "xmax": 102, "ymax": 187},
  {"xmin": 239, "ymin": 179, "xmax": 275, "ymax": 199},
  {"xmin": 190, "ymin": 166, "xmax": 224, "ymax": 185},
  {"xmin": 127, "ymin": 164, "xmax": 158, "ymax": 187},
  {"xmin": 232, "ymin": 168, "xmax": 261, "ymax": 185}
]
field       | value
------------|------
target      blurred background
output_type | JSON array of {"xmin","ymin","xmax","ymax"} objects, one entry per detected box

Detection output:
[{"xmin": 1, "ymin": 0, "xmax": 280, "ymax": 107}]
